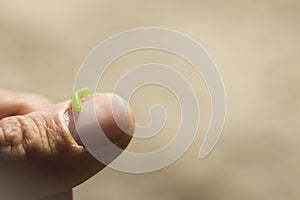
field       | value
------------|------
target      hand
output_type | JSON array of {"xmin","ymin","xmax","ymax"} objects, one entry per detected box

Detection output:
[{"xmin": 0, "ymin": 89, "xmax": 135, "ymax": 200}]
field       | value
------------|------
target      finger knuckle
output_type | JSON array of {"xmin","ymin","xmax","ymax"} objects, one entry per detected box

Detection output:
[{"xmin": 0, "ymin": 113, "xmax": 53, "ymax": 160}]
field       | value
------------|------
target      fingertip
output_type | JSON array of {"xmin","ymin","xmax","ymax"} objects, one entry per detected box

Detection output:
[{"xmin": 67, "ymin": 93, "xmax": 135, "ymax": 150}]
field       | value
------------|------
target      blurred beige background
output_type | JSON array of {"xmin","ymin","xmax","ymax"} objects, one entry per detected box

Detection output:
[{"xmin": 1, "ymin": 0, "xmax": 299, "ymax": 199}]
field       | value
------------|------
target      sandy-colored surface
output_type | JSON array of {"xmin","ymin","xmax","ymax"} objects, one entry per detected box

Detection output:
[{"xmin": 1, "ymin": 0, "xmax": 299, "ymax": 199}]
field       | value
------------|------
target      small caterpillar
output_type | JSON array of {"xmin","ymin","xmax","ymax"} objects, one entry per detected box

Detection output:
[{"xmin": 65, "ymin": 88, "xmax": 92, "ymax": 113}]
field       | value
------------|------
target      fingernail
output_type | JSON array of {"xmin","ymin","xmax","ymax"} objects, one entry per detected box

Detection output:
[{"xmin": 66, "ymin": 94, "xmax": 135, "ymax": 149}]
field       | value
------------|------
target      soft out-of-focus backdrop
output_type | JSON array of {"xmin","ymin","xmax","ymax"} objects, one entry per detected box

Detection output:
[{"xmin": 1, "ymin": 0, "xmax": 299, "ymax": 199}]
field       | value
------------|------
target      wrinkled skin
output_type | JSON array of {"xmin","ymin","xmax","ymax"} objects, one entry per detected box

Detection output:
[{"xmin": 0, "ymin": 89, "xmax": 135, "ymax": 200}]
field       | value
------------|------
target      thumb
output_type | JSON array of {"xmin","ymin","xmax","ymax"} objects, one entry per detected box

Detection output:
[{"xmin": 0, "ymin": 93, "xmax": 135, "ymax": 199}]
